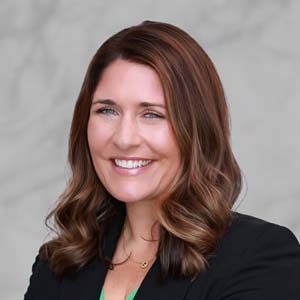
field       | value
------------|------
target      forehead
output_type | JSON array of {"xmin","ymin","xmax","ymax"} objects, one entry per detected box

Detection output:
[{"xmin": 93, "ymin": 59, "xmax": 165, "ymax": 105}]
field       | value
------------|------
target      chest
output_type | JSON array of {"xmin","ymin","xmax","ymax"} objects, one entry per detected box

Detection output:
[{"xmin": 101, "ymin": 261, "xmax": 155, "ymax": 300}]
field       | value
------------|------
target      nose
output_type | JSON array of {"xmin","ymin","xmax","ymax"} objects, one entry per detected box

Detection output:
[{"xmin": 112, "ymin": 113, "xmax": 142, "ymax": 150}]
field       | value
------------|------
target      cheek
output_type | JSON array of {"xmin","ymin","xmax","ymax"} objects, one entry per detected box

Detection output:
[
  {"xmin": 147, "ymin": 125, "xmax": 180, "ymax": 157},
  {"xmin": 87, "ymin": 120, "xmax": 97, "ymax": 150},
  {"xmin": 87, "ymin": 118, "xmax": 111, "ymax": 151}
]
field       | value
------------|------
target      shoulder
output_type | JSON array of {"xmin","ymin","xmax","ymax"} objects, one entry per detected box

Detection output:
[
  {"xmin": 219, "ymin": 211, "xmax": 300, "ymax": 252},
  {"xmin": 23, "ymin": 254, "xmax": 61, "ymax": 300},
  {"xmin": 208, "ymin": 211, "xmax": 300, "ymax": 299}
]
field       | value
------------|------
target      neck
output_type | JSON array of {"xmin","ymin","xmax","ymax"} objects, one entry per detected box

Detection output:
[{"xmin": 123, "ymin": 200, "xmax": 160, "ymax": 247}]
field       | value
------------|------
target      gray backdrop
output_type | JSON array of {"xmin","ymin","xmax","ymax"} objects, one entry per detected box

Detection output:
[{"xmin": 1, "ymin": 1, "xmax": 299, "ymax": 299}]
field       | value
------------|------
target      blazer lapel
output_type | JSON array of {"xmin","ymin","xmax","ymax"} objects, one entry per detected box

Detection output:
[
  {"xmin": 133, "ymin": 259, "xmax": 197, "ymax": 300},
  {"xmin": 61, "ymin": 209, "xmax": 201, "ymax": 300}
]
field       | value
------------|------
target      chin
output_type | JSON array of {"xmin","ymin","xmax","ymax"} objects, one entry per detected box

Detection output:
[{"xmin": 111, "ymin": 191, "xmax": 152, "ymax": 204}]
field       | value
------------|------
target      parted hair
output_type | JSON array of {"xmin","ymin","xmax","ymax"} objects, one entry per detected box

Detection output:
[{"xmin": 39, "ymin": 20, "xmax": 242, "ymax": 281}]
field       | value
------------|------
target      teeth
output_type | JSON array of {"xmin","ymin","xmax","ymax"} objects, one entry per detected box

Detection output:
[{"xmin": 114, "ymin": 159, "xmax": 152, "ymax": 169}]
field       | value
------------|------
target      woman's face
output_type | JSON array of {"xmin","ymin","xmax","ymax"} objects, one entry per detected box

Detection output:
[{"xmin": 87, "ymin": 58, "xmax": 181, "ymax": 205}]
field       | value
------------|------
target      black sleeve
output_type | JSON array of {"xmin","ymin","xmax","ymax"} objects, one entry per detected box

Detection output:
[
  {"xmin": 218, "ymin": 224, "xmax": 300, "ymax": 300},
  {"xmin": 23, "ymin": 254, "xmax": 61, "ymax": 300},
  {"xmin": 24, "ymin": 254, "xmax": 40, "ymax": 300}
]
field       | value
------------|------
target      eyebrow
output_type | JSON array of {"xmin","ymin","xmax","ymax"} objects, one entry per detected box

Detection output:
[{"xmin": 92, "ymin": 99, "xmax": 165, "ymax": 108}]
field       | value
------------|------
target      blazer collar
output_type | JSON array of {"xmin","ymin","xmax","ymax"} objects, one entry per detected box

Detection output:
[{"xmin": 61, "ymin": 208, "xmax": 208, "ymax": 300}]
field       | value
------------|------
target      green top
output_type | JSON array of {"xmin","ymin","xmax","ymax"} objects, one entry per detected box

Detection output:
[{"xmin": 99, "ymin": 286, "xmax": 139, "ymax": 300}]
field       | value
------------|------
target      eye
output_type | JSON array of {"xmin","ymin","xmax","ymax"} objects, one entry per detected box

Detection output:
[
  {"xmin": 144, "ymin": 110, "xmax": 165, "ymax": 119},
  {"xmin": 95, "ymin": 107, "xmax": 117, "ymax": 115}
]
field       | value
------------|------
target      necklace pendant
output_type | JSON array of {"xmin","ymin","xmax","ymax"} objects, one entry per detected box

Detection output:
[{"xmin": 140, "ymin": 261, "xmax": 148, "ymax": 268}]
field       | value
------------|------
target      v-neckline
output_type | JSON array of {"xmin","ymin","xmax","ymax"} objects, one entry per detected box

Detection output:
[
  {"xmin": 99, "ymin": 207, "xmax": 157, "ymax": 300},
  {"xmin": 100, "ymin": 285, "xmax": 139, "ymax": 300}
]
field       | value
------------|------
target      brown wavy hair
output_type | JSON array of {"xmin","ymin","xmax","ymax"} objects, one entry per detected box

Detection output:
[{"xmin": 39, "ymin": 20, "xmax": 242, "ymax": 282}]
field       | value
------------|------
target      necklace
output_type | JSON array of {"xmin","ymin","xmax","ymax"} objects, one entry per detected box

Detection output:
[{"xmin": 121, "ymin": 224, "xmax": 157, "ymax": 269}]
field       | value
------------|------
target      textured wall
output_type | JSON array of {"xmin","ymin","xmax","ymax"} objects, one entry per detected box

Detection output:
[{"xmin": 1, "ymin": 0, "xmax": 299, "ymax": 299}]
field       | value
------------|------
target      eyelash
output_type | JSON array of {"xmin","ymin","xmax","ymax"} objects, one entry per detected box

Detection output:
[{"xmin": 95, "ymin": 107, "xmax": 165, "ymax": 119}]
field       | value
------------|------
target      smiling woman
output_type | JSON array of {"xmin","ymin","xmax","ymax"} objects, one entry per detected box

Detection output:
[{"xmin": 24, "ymin": 20, "xmax": 300, "ymax": 300}]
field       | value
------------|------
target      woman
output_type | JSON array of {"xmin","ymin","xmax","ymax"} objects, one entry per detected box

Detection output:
[{"xmin": 24, "ymin": 20, "xmax": 300, "ymax": 300}]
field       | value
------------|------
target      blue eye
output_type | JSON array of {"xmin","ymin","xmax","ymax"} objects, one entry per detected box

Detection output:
[
  {"xmin": 144, "ymin": 111, "xmax": 164, "ymax": 119},
  {"xmin": 96, "ymin": 108, "xmax": 117, "ymax": 115}
]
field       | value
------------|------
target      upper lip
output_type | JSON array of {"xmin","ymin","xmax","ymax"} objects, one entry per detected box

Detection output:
[{"xmin": 111, "ymin": 157, "xmax": 153, "ymax": 161}]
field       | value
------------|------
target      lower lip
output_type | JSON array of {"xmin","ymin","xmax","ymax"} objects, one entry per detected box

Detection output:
[{"xmin": 111, "ymin": 160, "xmax": 154, "ymax": 175}]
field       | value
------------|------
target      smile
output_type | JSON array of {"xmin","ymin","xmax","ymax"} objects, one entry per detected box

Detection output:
[
  {"xmin": 114, "ymin": 159, "xmax": 152, "ymax": 169},
  {"xmin": 110, "ymin": 159, "xmax": 154, "ymax": 175}
]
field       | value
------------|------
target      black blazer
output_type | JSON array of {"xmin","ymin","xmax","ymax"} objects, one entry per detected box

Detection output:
[{"xmin": 24, "ymin": 211, "xmax": 300, "ymax": 300}]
